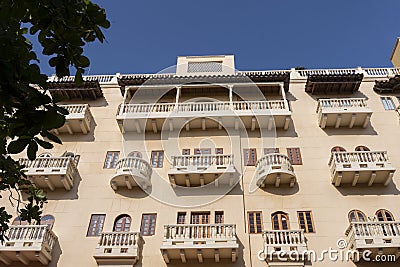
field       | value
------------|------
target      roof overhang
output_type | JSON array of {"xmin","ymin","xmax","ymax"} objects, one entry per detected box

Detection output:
[
  {"xmin": 48, "ymin": 81, "xmax": 103, "ymax": 100},
  {"xmin": 305, "ymin": 73, "xmax": 364, "ymax": 94},
  {"xmin": 373, "ymin": 75, "xmax": 400, "ymax": 93}
]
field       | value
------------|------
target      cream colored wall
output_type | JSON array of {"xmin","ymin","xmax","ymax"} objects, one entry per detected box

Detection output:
[
  {"xmin": 3, "ymin": 77, "xmax": 400, "ymax": 267},
  {"xmin": 391, "ymin": 38, "xmax": 400, "ymax": 67}
]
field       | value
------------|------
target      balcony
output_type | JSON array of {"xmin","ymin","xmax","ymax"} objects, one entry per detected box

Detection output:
[
  {"xmin": 345, "ymin": 221, "xmax": 400, "ymax": 261},
  {"xmin": 20, "ymin": 157, "xmax": 80, "ymax": 191},
  {"xmin": 0, "ymin": 225, "xmax": 57, "ymax": 265},
  {"xmin": 168, "ymin": 155, "xmax": 236, "ymax": 187},
  {"xmin": 116, "ymin": 100, "xmax": 291, "ymax": 133},
  {"xmin": 161, "ymin": 224, "xmax": 238, "ymax": 263},
  {"xmin": 53, "ymin": 104, "xmax": 93, "ymax": 135},
  {"xmin": 329, "ymin": 151, "xmax": 395, "ymax": 187},
  {"xmin": 262, "ymin": 230, "xmax": 307, "ymax": 264},
  {"xmin": 93, "ymin": 232, "xmax": 143, "ymax": 266},
  {"xmin": 110, "ymin": 157, "xmax": 152, "ymax": 190},
  {"xmin": 255, "ymin": 154, "xmax": 296, "ymax": 188},
  {"xmin": 317, "ymin": 98, "xmax": 372, "ymax": 129}
]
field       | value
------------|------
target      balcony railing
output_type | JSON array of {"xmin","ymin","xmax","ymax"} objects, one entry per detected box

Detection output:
[
  {"xmin": 0, "ymin": 225, "xmax": 58, "ymax": 265},
  {"xmin": 60, "ymin": 104, "xmax": 88, "ymax": 114},
  {"xmin": 54, "ymin": 104, "xmax": 93, "ymax": 134},
  {"xmin": 20, "ymin": 156, "xmax": 79, "ymax": 191},
  {"xmin": 111, "ymin": 157, "xmax": 152, "ymax": 190},
  {"xmin": 256, "ymin": 153, "xmax": 296, "ymax": 187},
  {"xmin": 171, "ymin": 154, "xmax": 233, "ymax": 169},
  {"xmin": 163, "ymin": 224, "xmax": 237, "ymax": 241},
  {"xmin": 317, "ymin": 98, "xmax": 368, "ymax": 111},
  {"xmin": 118, "ymin": 100, "xmax": 288, "ymax": 116},
  {"xmin": 329, "ymin": 151, "xmax": 391, "ymax": 167},
  {"xmin": 94, "ymin": 231, "xmax": 142, "ymax": 265},
  {"xmin": 263, "ymin": 229, "xmax": 306, "ymax": 246}
]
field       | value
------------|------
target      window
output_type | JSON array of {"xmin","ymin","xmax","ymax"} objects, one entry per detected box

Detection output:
[
  {"xmin": 177, "ymin": 212, "xmax": 186, "ymax": 224},
  {"xmin": 113, "ymin": 214, "xmax": 131, "ymax": 232},
  {"xmin": 194, "ymin": 148, "xmax": 211, "ymax": 155},
  {"xmin": 355, "ymin": 146, "xmax": 370, "ymax": 151},
  {"xmin": 248, "ymin": 211, "xmax": 263, "ymax": 234},
  {"xmin": 376, "ymin": 209, "xmax": 394, "ymax": 221},
  {"xmin": 215, "ymin": 148, "xmax": 224, "ymax": 154},
  {"xmin": 128, "ymin": 151, "xmax": 142, "ymax": 158},
  {"xmin": 12, "ymin": 216, "xmax": 28, "ymax": 226},
  {"xmin": 41, "ymin": 215, "xmax": 55, "ymax": 229},
  {"xmin": 264, "ymin": 148, "xmax": 279, "ymax": 154},
  {"xmin": 287, "ymin": 148, "xmax": 302, "ymax": 165},
  {"xmin": 381, "ymin": 96, "xmax": 396, "ymax": 110},
  {"xmin": 38, "ymin": 153, "xmax": 52, "ymax": 158},
  {"xmin": 244, "ymin": 148, "xmax": 257, "ymax": 166},
  {"xmin": 215, "ymin": 211, "xmax": 224, "ymax": 224},
  {"xmin": 87, "ymin": 214, "xmax": 106, "ymax": 236},
  {"xmin": 141, "ymin": 213, "xmax": 157, "ymax": 236},
  {"xmin": 191, "ymin": 212, "xmax": 210, "ymax": 224},
  {"xmin": 272, "ymin": 212, "xmax": 289, "ymax": 230},
  {"xmin": 151, "ymin": 151, "xmax": 164, "ymax": 168},
  {"xmin": 331, "ymin": 146, "xmax": 346, "ymax": 152},
  {"xmin": 348, "ymin": 210, "xmax": 366, "ymax": 222},
  {"xmin": 297, "ymin": 211, "xmax": 315, "ymax": 233},
  {"xmin": 182, "ymin": 149, "xmax": 190, "ymax": 155},
  {"xmin": 104, "ymin": 151, "xmax": 119, "ymax": 169}
]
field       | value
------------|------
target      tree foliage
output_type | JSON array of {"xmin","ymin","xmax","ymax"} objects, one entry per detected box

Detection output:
[{"xmin": 0, "ymin": 0, "xmax": 109, "ymax": 241}]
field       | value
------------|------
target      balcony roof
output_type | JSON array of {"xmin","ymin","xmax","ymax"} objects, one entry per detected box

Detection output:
[
  {"xmin": 305, "ymin": 73, "xmax": 364, "ymax": 94},
  {"xmin": 117, "ymin": 71, "xmax": 290, "ymax": 95},
  {"xmin": 373, "ymin": 75, "xmax": 400, "ymax": 93},
  {"xmin": 48, "ymin": 80, "xmax": 103, "ymax": 100}
]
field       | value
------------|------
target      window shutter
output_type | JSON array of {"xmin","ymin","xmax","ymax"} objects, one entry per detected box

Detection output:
[{"xmin": 287, "ymin": 148, "xmax": 302, "ymax": 165}]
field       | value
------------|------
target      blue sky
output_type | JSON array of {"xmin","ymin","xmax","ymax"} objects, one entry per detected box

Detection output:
[{"xmin": 34, "ymin": 0, "xmax": 400, "ymax": 75}]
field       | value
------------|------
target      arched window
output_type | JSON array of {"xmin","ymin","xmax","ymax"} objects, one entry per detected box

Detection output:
[
  {"xmin": 355, "ymin": 146, "xmax": 370, "ymax": 151},
  {"xmin": 12, "ymin": 216, "xmax": 28, "ymax": 226},
  {"xmin": 348, "ymin": 210, "xmax": 366, "ymax": 222},
  {"xmin": 40, "ymin": 215, "xmax": 55, "ymax": 229},
  {"xmin": 128, "ymin": 151, "xmax": 142, "ymax": 158},
  {"xmin": 376, "ymin": 209, "xmax": 394, "ymax": 221},
  {"xmin": 38, "ymin": 153, "xmax": 52, "ymax": 158},
  {"xmin": 113, "ymin": 214, "xmax": 131, "ymax": 232},
  {"xmin": 331, "ymin": 146, "xmax": 346, "ymax": 152},
  {"xmin": 271, "ymin": 212, "xmax": 289, "ymax": 230}
]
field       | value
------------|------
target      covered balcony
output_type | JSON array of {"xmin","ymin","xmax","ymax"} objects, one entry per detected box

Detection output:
[
  {"xmin": 52, "ymin": 104, "xmax": 94, "ymax": 135},
  {"xmin": 161, "ymin": 224, "xmax": 238, "ymax": 263},
  {"xmin": 117, "ymin": 100, "xmax": 291, "ymax": 133},
  {"xmin": 0, "ymin": 225, "xmax": 58, "ymax": 265},
  {"xmin": 255, "ymin": 153, "xmax": 296, "ymax": 188},
  {"xmin": 262, "ymin": 230, "xmax": 307, "ymax": 265},
  {"xmin": 345, "ymin": 221, "xmax": 400, "ymax": 261},
  {"xmin": 168, "ymin": 155, "xmax": 236, "ymax": 187},
  {"xmin": 93, "ymin": 232, "xmax": 143, "ymax": 266},
  {"xmin": 329, "ymin": 151, "xmax": 396, "ymax": 187},
  {"xmin": 110, "ymin": 157, "xmax": 152, "ymax": 190},
  {"xmin": 317, "ymin": 98, "xmax": 372, "ymax": 129},
  {"xmin": 20, "ymin": 156, "xmax": 80, "ymax": 191}
]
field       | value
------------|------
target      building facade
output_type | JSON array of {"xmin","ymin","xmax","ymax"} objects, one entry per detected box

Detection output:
[{"xmin": 1, "ymin": 56, "xmax": 400, "ymax": 267}]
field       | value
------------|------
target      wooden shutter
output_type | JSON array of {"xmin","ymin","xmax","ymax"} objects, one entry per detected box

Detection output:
[
  {"xmin": 151, "ymin": 151, "xmax": 164, "ymax": 168},
  {"xmin": 287, "ymin": 148, "xmax": 302, "ymax": 165},
  {"xmin": 191, "ymin": 212, "xmax": 210, "ymax": 224},
  {"xmin": 215, "ymin": 148, "xmax": 223, "ymax": 154},
  {"xmin": 244, "ymin": 148, "xmax": 257, "ymax": 166},
  {"xmin": 177, "ymin": 212, "xmax": 186, "ymax": 224},
  {"xmin": 182, "ymin": 149, "xmax": 190, "ymax": 155},
  {"xmin": 87, "ymin": 214, "xmax": 106, "ymax": 236},
  {"xmin": 264, "ymin": 148, "xmax": 279, "ymax": 154},
  {"xmin": 215, "ymin": 211, "xmax": 224, "ymax": 224},
  {"xmin": 141, "ymin": 214, "xmax": 157, "ymax": 236},
  {"xmin": 104, "ymin": 151, "xmax": 119, "ymax": 169}
]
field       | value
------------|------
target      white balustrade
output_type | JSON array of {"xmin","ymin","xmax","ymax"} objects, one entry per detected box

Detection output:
[
  {"xmin": 171, "ymin": 155, "xmax": 233, "ymax": 168},
  {"xmin": 263, "ymin": 230, "xmax": 306, "ymax": 245},
  {"xmin": 163, "ymin": 224, "xmax": 236, "ymax": 240},
  {"xmin": 115, "ymin": 157, "xmax": 152, "ymax": 178}
]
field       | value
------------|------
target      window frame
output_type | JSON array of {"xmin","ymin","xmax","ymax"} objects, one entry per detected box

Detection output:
[
  {"xmin": 151, "ymin": 151, "xmax": 164, "ymax": 168},
  {"xmin": 381, "ymin": 96, "xmax": 396, "ymax": 110},
  {"xmin": 376, "ymin": 209, "xmax": 395, "ymax": 221},
  {"xmin": 215, "ymin": 211, "xmax": 224, "ymax": 224},
  {"xmin": 272, "ymin": 211, "xmax": 290, "ymax": 230},
  {"xmin": 297, "ymin": 211, "xmax": 315, "ymax": 233},
  {"xmin": 87, "ymin": 214, "xmax": 106, "ymax": 237},
  {"xmin": 247, "ymin": 211, "xmax": 263, "ymax": 234},
  {"xmin": 113, "ymin": 214, "xmax": 132, "ymax": 232},
  {"xmin": 287, "ymin": 147, "xmax": 303, "ymax": 165},
  {"xmin": 264, "ymin": 148, "xmax": 280, "ymax": 154},
  {"xmin": 103, "ymin": 151, "xmax": 120, "ymax": 169},
  {"xmin": 141, "ymin": 213, "xmax": 157, "ymax": 236},
  {"xmin": 348, "ymin": 210, "xmax": 366, "ymax": 222},
  {"xmin": 244, "ymin": 148, "xmax": 257, "ymax": 166}
]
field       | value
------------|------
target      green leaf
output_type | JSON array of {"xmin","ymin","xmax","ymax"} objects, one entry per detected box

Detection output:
[
  {"xmin": 7, "ymin": 139, "xmax": 30, "ymax": 154},
  {"xmin": 41, "ymin": 131, "xmax": 62, "ymax": 144},
  {"xmin": 35, "ymin": 139, "xmax": 53, "ymax": 149},
  {"xmin": 27, "ymin": 141, "xmax": 38, "ymax": 160}
]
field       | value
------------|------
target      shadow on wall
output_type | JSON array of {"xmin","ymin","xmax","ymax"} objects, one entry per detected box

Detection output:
[
  {"xmin": 113, "ymin": 186, "xmax": 151, "ymax": 199},
  {"xmin": 260, "ymin": 182, "xmax": 300, "ymax": 196},
  {"xmin": 57, "ymin": 119, "xmax": 98, "ymax": 143},
  {"xmin": 334, "ymin": 182, "xmax": 400, "ymax": 196}
]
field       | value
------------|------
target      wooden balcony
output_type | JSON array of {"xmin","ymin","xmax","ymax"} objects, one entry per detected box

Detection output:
[
  {"xmin": 161, "ymin": 224, "xmax": 238, "ymax": 263},
  {"xmin": 53, "ymin": 104, "xmax": 93, "ymax": 134},
  {"xmin": 93, "ymin": 232, "xmax": 143, "ymax": 266},
  {"xmin": 345, "ymin": 221, "xmax": 400, "ymax": 262},
  {"xmin": 116, "ymin": 100, "xmax": 291, "ymax": 133},
  {"xmin": 329, "ymin": 151, "xmax": 396, "ymax": 187},
  {"xmin": 255, "ymin": 154, "xmax": 296, "ymax": 188},
  {"xmin": 20, "ymin": 157, "xmax": 80, "ymax": 191},
  {"xmin": 110, "ymin": 157, "xmax": 152, "ymax": 190},
  {"xmin": 317, "ymin": 98, "xmax": 372, "ymax": 129},
  {"xmin": 262, "ymin": 230, "xmax": 307, "ymax": 264},
  {"xmin": 0, "ymin": 225, "xmax": 57, "ymax": 265},
  {"xmin": 168, "ymin": 155, "xmax": 236, "ymax": 187}
]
